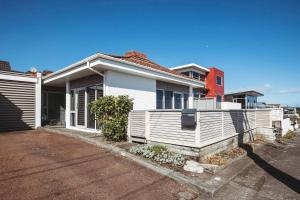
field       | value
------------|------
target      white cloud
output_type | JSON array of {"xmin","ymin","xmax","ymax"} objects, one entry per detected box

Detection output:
[
  {"xmin": 226, "ymin": 83, "xmax": 272, "ymax": 94},
  {"xmin": 273, "ymin": 88, "xmax": 300, "ymax": 94}
]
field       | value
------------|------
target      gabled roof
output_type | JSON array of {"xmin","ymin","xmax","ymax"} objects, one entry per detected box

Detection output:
[
  {"xmin": 170, "ymin": 63, "xmax": 210, "ymax": 72},
  {"xmin": 107, "ymin": 51, "xmax": 198, "ymax": 81},
  {"xmin": 43, "ymin": 51, "xmax": 205, "ymax": 87}
]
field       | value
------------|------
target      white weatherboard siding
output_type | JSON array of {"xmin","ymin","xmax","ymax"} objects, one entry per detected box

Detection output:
[
  {"xmin": 128, "ymin": 109, "xmax": 275, "ymax": 148},
  {"xmin": 105, "ymin": 70, "xmax": 156, "ymax": 110},
  {"xmin": 221, "ymin": 102, "xmax": 241, "ymax": 109}
]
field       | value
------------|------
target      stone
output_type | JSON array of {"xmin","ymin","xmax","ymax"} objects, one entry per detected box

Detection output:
[
  {"xmin": 198, "ymin": 163, "xmax": 219, "ymax": 174},
  {"xmin": 176, "ymin": 191, "xmax": 197, "ymax": 200},
  {"xmin": 183, "ymin": 160, "xmax": 204, "ymax": 173}
]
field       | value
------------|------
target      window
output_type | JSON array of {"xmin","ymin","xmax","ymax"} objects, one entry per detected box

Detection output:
[
  {"xmin": 216, "ymin": 76, "xmax": 222, "ymax": 86},
  {"xmin": 156, "ymin": 90, "xmax": 164, "ymax": 109},
  {"xmin": 164, "ymin": 91, "xmax": 173, "ymax": 109},
  {"xmin": 216, "ymin": 95, "xmax": 222, "ymax": 102},
  {"xmin": 192, "ymin": 71, "xmax": 200, "ymax": 80},
  {"xmin": 193, "ymin": 88, "xmax": 200, "ymax": 99},
  {"xmin": 183, "ymin": 94, "xmax": 189, "ymax": 109},
  {"xmin": 181, "ymin": 71, "xmax": 191, "ymax": 77},
  {"xmin": 174, "ymin": 93, "xmax": 182, "ymax": 109},
  {"xmin": 199, "ymin": 74, "xmax": 206, "ymax": 82}
]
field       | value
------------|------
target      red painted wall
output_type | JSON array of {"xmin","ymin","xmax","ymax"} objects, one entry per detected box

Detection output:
[{"xmin": 205, "ymin": 67, "xmax": 224, "ymax": 100}]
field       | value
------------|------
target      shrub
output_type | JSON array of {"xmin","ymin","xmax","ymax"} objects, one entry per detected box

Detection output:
[
  {"xmin": 90, "ymin": 95, "xmax": 133, "ymax": 141},
  {"xmin": 129, "ymin": 144, "xmax": 186, "ymax": 167},
  {"xmin": 283, "ymin": 130, "xmax": 297, "ymax": 140}
]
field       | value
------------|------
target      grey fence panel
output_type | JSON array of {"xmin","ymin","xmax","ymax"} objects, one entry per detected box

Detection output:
[
  {"xmin": 149, "ymin": 111, "xmax": 196, "ymax": 146},
  {"xmin": 129, "ymin": 111, "xmax": 146, "ymax": 138},
  {"xmin": 256, "ymin": 110, "xmax": 271, "ymax": 128},
  {"xmin": 199, "ymin": 112, "xmax": 223, "ymax": 143}
]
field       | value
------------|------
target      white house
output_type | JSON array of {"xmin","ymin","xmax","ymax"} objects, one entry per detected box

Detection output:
[{"xmin": 42, "ymin": 51, "xmax": 206, "ymax": 132}]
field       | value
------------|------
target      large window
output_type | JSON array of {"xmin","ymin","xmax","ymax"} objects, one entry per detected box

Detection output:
[
  {"xmin": 174, "ymin": 93, "xmax": 182, "ymax": 109},
  {"xmin": 156, "ymin": 89, "xmax": 189, "ymax": 110},
  {"xmin": 216, "ymin": 76, "xmax": 222, "ymax": 86},
  {"xmin": 156, "ymin": 90, "xmax": 164, "ymax": 109},
  {"xmin": 216, "ymin": 95, "xmax": 222, "ymax": 102},
  {"xmin": 164, "ymin": 91, "xmax": 173, "ymax": 109}
]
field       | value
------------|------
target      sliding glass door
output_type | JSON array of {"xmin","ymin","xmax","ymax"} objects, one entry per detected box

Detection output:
[{"xmin": 70, "ymin": 85, "xmax": 103, "ymax": 130}]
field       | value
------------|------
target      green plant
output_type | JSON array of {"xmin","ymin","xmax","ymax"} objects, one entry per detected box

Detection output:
[
  {"xmin": 129, "ymin": 145, "xmax": 186, "ymax": 166},
  {"xmin": 149, "ymin": 144, "xmax": 167, "ymax": 154},
  {"xmin": 90, "ymin": 95, "xmax": 133, "ymax": 141},
  {"xmin": 283, "ymin": 130, "xmax": 297, "ymax": 140}
]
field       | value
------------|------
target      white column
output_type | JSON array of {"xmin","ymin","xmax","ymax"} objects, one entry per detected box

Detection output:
[
  {"xmin": 103, "ymin": 71, "xmax": 108, "ymax": 96},
  {"xmin": 35, "ymin": 73, "xmax": 42, "ymax": 128},
  {"xmin": 188, "ymin": 86, "xmax": 193, "ymax": 109},
  {"xmin": 65, "ymin": 80, "xmax": 71, "ymax": 128}
]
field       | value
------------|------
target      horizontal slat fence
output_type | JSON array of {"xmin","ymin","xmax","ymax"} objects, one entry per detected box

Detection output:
[{"xmin": 128, "ymin": 109, "xmax": 273, "ymax": 148}]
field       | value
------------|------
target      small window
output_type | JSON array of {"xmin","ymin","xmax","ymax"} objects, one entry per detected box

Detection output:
[
  {"xmin": 174, "ymin": 93, "xmax": 182, "ymax": 109},
  {"xmin": 181, "ymin": 71, "xmax": 190, "ymax": 77},
  {"xmin": 192, "ymin": 71, "xmax": 200, "ymax": 80},
  {"xmin": 193, "ymin": 88, "xmax": 200, "ymax": 99},
  {"xmin": 216, "ymin": 76, "xmax": 222, "ymax": 86},
  {"xmin": 164, "ymin": 91, "xmax": 173, "ymax": 109},
  {"xmin": 156, "ymin": 90, "xmax": 164, "ymax": 109}
]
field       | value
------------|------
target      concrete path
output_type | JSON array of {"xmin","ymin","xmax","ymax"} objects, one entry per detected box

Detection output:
[
  {"xmin": 198, "ymin": 131, "xmax": 300, "ymax": 200},
  {"xmin": 0, "ymin": 130, "xmax": 194, "ymax": 200}
]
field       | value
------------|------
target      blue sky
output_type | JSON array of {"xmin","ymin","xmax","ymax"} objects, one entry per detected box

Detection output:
[{"xmin": 1, "ymin": 0, "xmax": 299, "ymax": 106}]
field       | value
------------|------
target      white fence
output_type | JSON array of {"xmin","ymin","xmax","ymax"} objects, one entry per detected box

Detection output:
[{"xmin": 128, "ymin": 109, "xmax": 274, "ymax": 148}]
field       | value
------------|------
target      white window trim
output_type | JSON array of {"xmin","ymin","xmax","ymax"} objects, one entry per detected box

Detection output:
[{"xmin": 156, "ymin": 89, "xmax": 189, "ymax": 110}]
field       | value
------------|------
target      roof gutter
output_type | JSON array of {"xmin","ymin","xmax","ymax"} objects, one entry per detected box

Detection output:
[{"xmin": 87, "ymin": 60, "xmax": 104, "ymax": 77}]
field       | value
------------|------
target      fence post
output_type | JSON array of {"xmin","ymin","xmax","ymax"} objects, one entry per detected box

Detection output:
[
  {"xmin": 145, "ymin": 111, "xmax": 150, "ymax": 141},
  {"xmin": 195, "ymin": 111, "xmax": 201, "ymax": 146},
  {"xmin": 127, "ymin": 112, "xmax": 131, "ymax": 142},
  {"xmin": 221, "ymin": 111, "xmax": 224, "ymax": 138}
]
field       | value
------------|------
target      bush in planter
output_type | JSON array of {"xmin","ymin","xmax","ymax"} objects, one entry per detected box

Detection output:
[{"xmin": 90, "ymin": 95, "xmax": 133, "ymax": 141}]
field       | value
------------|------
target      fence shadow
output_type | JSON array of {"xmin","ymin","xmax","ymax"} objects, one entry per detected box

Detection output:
[{"xmin": 229, "ymin": 110, "xmax": 300, "ymax": 194}]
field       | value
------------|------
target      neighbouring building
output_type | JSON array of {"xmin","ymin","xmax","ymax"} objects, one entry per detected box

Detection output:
[
  {"xmin": 224, "ymin": 90, "xmax": 263, "ymax": 109},
  {"xmin": 170, "ymin": 63, "xmax": 224, "ymax": 109}
]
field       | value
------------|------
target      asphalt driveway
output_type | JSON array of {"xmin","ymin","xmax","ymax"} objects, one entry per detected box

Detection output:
[{"xmin": 0, "ymin": 130, "xmax": 191, "ymax": 200}]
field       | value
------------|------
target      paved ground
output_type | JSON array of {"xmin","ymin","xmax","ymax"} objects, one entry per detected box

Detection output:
[
  {"xmin": 199, "ymin": 131, "xmax": 300, "ymax": 200},
  {"xmin": 0, "ymin": 130, "xmax": 192, "ymax": 200}
]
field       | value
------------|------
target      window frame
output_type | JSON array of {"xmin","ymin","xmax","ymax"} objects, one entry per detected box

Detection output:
[
  {"xmin": 156, "ymin": 89, "xmax": 164, "ymax": 109},
  {"xmin": 216, "ymin": 76, "xmax": 222, "ymax": 86},
  {"xmin": 173, "ymin": 91, "xmax": 183, "ymax": 109}
]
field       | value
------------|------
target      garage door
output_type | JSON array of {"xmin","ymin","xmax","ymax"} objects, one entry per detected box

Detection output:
[{"xmin": 0, "ymin": 78, "xmax": 36, "ymax": 132}]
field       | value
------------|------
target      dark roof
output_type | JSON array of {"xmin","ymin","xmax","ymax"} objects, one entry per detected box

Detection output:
[
  {"xmin": 225, "ymin": 90, "xmax": 264, "ymax": 97},
  {"xmin": 107, "ymin": 51, "xmax": 199, "ymax": 82},
  {"xmin": 0, "ymin": 61, "xmax": 11, "ymax": 71}
]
